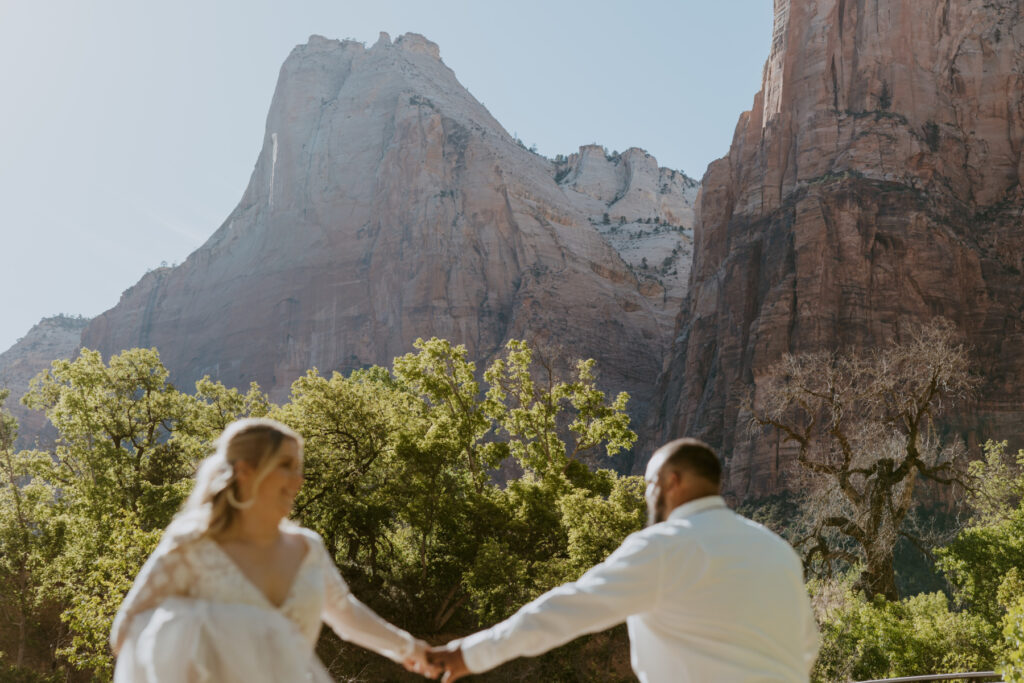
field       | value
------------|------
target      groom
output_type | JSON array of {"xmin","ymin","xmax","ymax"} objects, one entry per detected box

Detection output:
[{"xmin": 427, "ymin": 438, "xmax": 819, "ymax": 682}]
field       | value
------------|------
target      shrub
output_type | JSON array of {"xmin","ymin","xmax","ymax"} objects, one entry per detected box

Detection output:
[
  {"xmin": 813, "ymin": 587, "xmax": 997, "ymax": 683},
  {"xmin": 1003, "ymin": 595, "xmax": 1024, "ymax": 682}
]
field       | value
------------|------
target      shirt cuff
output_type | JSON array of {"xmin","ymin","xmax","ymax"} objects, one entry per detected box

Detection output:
[
  {"xmin": 459, "ymin": 629, "xmax": 502, "ymax": 673},
  {"xmin": 394, "ymin": 632, "xmax": 416, "ymax": 661}
]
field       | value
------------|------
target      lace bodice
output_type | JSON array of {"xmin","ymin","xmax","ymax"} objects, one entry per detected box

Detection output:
[{"xmin": 111, "ymin": 525, "xmax": 414, "ymax": 663}]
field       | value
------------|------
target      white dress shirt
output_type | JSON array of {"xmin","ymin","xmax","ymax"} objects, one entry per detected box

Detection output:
[{"xmin": 460, "ymin": 495, "xmax": 819, "ymax": 682}]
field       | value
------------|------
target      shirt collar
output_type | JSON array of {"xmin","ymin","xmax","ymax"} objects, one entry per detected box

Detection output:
[{"xmin": 666, "ymin": 495, "xmax": 728, "ymax": 521}]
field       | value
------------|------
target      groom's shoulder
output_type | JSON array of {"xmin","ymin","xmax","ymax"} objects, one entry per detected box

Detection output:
[
  {"xmin": 627, "ymin": 510, "xmax": 734, "ymax": 548},
  {"xmin": 621, "ymin": 520, "xmax": 696, "ymax": 552}
]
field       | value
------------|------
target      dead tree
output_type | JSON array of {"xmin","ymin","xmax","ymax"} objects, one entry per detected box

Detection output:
[{"xmin": 749, "ymin": 318, "xmax": 977, "ymax": 600}]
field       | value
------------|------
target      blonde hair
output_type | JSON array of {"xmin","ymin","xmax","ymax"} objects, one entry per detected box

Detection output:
[{"xmin": 165, "ymin": 418, "xmax": 303, "ymax": 544}]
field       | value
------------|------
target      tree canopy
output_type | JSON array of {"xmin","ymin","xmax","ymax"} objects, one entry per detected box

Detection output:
[{"xmin": 1, "ymin": 339, "xmax": 643, "ymax": 681}]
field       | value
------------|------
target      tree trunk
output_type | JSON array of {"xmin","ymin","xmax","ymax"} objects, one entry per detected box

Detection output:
[
  {"xmin": 16, "ymin": 612, "xmax": 25, "ymax": 668},
  {"xmin": 859, "ymin": 548, "xmax": 899, "ymax": 601}
]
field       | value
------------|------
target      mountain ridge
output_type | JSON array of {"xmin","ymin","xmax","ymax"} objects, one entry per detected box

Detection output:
[{"xmin": 64, "ymin": 32, "xmax": 698, "ymax": 473}]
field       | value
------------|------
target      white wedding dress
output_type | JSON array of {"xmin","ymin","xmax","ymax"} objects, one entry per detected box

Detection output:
[{"xmin": 110, "ymin": 524, "xmax": 415, "ymax": 683}]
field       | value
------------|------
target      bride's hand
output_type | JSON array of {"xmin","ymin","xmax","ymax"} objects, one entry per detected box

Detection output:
[{"xmin": 402, "ymin": 639, "xmax": 443, "ymax": 678}]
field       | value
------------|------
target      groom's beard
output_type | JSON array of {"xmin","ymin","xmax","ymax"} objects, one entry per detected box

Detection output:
[{"xmin": 646, "ymin": 492, "xmax": 666, "ymax": 527}]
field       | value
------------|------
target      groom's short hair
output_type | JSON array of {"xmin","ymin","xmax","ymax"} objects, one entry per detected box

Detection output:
[{"xmin": 661, "ymin": 438, "xmax": 721, "ymax": 487}]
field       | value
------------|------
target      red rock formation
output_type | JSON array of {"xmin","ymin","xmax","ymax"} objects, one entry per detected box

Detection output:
[
  {"xmin": 651, "ymin": 0, "xmax": 1024, "ymax": 495},
  {"xmin": 0, "ymin": 316, "xmax": 89, "ymax": 448},
  {"xmin": 79, "ymin": 34, "xmax": 695, "ymax": 471}
]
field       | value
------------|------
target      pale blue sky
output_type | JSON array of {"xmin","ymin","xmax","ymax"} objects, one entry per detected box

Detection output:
[{"xmin": 0, "ymin": 0, "xmax": 773, "ymax": 352}]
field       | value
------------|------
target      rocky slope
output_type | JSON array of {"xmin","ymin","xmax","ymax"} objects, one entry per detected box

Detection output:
[
  {"xmin": 0, "ymin": 315, "xmax": 89, "ymax": 448},
  {"xmin": 650, "ymin": 0, "xmax": 1024, "ymax": 495},
  {"xmin": 78, "ymin": 33, "xmax": 697, "ymax": 470},
  {"xmin": 556, "ymin": 146, "xmax": 699, "ymax": 319}
]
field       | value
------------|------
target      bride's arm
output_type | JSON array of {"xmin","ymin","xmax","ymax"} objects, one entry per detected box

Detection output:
[
  {"xmin": 317, "ymin": 541, "xmax": 417, "ymax": 663},
  {"xmin": 109, "ymin": 541, "xmax": 192, "ymax": 655}
]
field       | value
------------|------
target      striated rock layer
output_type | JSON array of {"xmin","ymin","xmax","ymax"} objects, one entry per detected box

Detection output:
[
  {"xmin": 80, "ymin": 33, "xmax": 697, "ymax": 470},
  {"xmin": 651, "ymin": 0, "xmax": 1024, "ymax": 495},
  {"xmin": 0, "ymin": 316, "xmax": 89, "ymax": 448}
]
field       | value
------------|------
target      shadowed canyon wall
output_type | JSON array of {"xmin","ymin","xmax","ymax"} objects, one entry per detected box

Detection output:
[{"xmin": 650, "ymin": 0, "xmax": 1024, "ymax": 495}]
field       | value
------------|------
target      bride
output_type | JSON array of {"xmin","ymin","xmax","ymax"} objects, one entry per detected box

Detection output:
[{"xmin": 110, "ymin": 417, "xmax": 439, "ymax": 682}]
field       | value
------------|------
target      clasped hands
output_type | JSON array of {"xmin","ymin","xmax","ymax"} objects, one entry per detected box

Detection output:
[{"xmin": 402, "ymin": 641, "xmax": 469, "ymax": 681}]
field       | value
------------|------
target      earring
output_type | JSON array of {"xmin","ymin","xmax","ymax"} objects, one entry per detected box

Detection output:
[{"xmin": 226, "ymin": 485, "xmax": 255, "ymax": 510}]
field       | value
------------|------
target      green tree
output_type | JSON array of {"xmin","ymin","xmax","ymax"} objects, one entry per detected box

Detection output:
[
  {"xmin": 966, "ymin": 440, "xmax": 1024, "ymax": 524},
  {"xmin": 558, "ymin": 473, "xmax": 646, "ymax": 577},
  {"xmin": 483, "ymin": 340, "xmax": 634, "ymax": 477},
  {"xmin": 393, "ymin": 338, "xmax": 500, "ymax": 488},
  {"xmin": 0, "ymin": 391, "xmax": 65, "ymax": 675},
  {"xmin": 274, "ymin": 367, "xmax": 412, "ymax": 577},
  {"xmin": 812, "ymin": 583, "xmax": 996, "ymax": 682},
  {"xmin": 939, "ymin": 503, "xmax": 1024, "ymax": 627},
  {"xmin": 1004, "ymin": 593, "xmax": 1024, "ymax": 683},
  {"xmin": 2, "ymin": 339, "xmax": 645, "ymax": 681},
  {"xmin": 18, "ymin": 349, "xmax": 268, "ymax": 678},
  {"xmin": 18, "ymin": 349, "xmax": 195, "ymax": 678},
  {"xmin": 938, "ymin": 439, "xmax": 1024, "ymax": 678},
  {"xmin": 22, "ymin": 348, "xmax": 197, "ymax": 526},
  {"xmin": 190, "ymin": 376, "xmax": 270, "ymax": 435},
  {"xmin": 273, "ymin": 354, "xmax": 496, "ymax": 637}
]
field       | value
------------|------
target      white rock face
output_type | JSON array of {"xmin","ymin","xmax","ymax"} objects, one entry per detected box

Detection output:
[
  {"xmin": 558, "ymin": 145, "xmax": 698, "ymax": 225},
  {"xmin": 77, "ymin": 33, "xmax": 700, "ymax": 469},
  {"xmin": 554, "ymin": 145, "xmax": 700, "ymax": 321}
]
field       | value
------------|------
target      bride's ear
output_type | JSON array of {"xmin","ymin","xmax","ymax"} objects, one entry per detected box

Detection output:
[{"xmin": 234, "ymin": 459, "xmax": 256, "ymax": 486}]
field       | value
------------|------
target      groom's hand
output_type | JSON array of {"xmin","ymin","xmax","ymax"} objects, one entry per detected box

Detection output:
[
  {"xmin": 403, "ymin": 639, "xmax": 443, "ymax": 678},
  {"xmin": 426, "ymin": 644, "xmax": 469, "ymax": 682}
]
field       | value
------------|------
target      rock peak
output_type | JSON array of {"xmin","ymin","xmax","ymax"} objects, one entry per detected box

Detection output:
[
  {"xmin": 291, "ymin": 32, "xmax": 444, "ymax": 65},
  {"xmin": 394, "ymin": 32, "xmax": 441, "ymax": 60},
  {"xmin": 77, "ymin": 27, "xmax": 690, "ymax": 480},
  {"xmin": 303, "ymin": 34, "xmax": 342, "ymax": 49}
]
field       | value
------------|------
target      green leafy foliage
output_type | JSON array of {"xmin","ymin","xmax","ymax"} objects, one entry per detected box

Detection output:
[
  {"xmin": 10, "ymin": 336, "xmax": 1018, "ymax": 682},
  {"xmin": 54, "ymin": 513, "xmax": 160, "ymax": 679},
  {"xmin": 273, "ymin": 337, "xmax": 641, "ymax": 650},
  {"xmin": 809, "ymin": 437, "xmax": 1024, "ymax": 682},
  {"xmin": 939, "ymin": 441, "xmax": 1024, "ymax": 626},
  {"xmin": 484, "ymin": 340, "xmax": 634, "ymax": 476},
  {"xmin": 9, "ymin": 349, "xmax": 270, "ymax": 679},
  {"xmin": 967, "ymin": 440, "xmax": 1024, "ymax": 523},
  {"xmin": 1003, "ymin": 593, "xmax": 1024, "ymax": 682},
  {"xmin": 0, "ymin": 392, "xmax": 66, "ymax": 676},
  {"xmin": 812, "ymin": 585, "xmax": 997, "ymax": 682},
  {"xmin": 21, "ymin": 348, "xmax": 198, "ymax": 526},
  {"xmin": 1, "ymin": 339, "xmax": 643, "ymax": 680},
  {"xmin": 938, "ymin": 506, "xmax": 1024, "ymax": 626}
]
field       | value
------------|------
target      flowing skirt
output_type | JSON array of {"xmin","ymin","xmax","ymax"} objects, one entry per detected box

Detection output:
[{"xmin": 114, "ymin": 598, "xmax": 334, "ymax": 683}]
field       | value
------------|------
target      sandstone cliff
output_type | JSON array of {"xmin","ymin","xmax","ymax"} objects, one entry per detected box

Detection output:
[
  {"xmin": 651, "ymin": 0, "xmax": 1024, "ymax": 494},
  {"xmin": 79, "ymin": 33, "xmax": 697, "ymax": 470},
  {"xmin": 0, "ymin": 315, "xmax": 88, "ymax": 448},
  {"xmin": 556, "ymin": 146, "xmax": 699, "ymax": 320}
]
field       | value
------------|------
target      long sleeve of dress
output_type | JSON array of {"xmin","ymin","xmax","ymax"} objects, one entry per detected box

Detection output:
[
  {"xmin": 109, "ymin": 541, "xmax": 193, "ymax": 654},
  {"xmin": 319, "ymin": 548, "xmax": 416, "ymax": 663}
]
